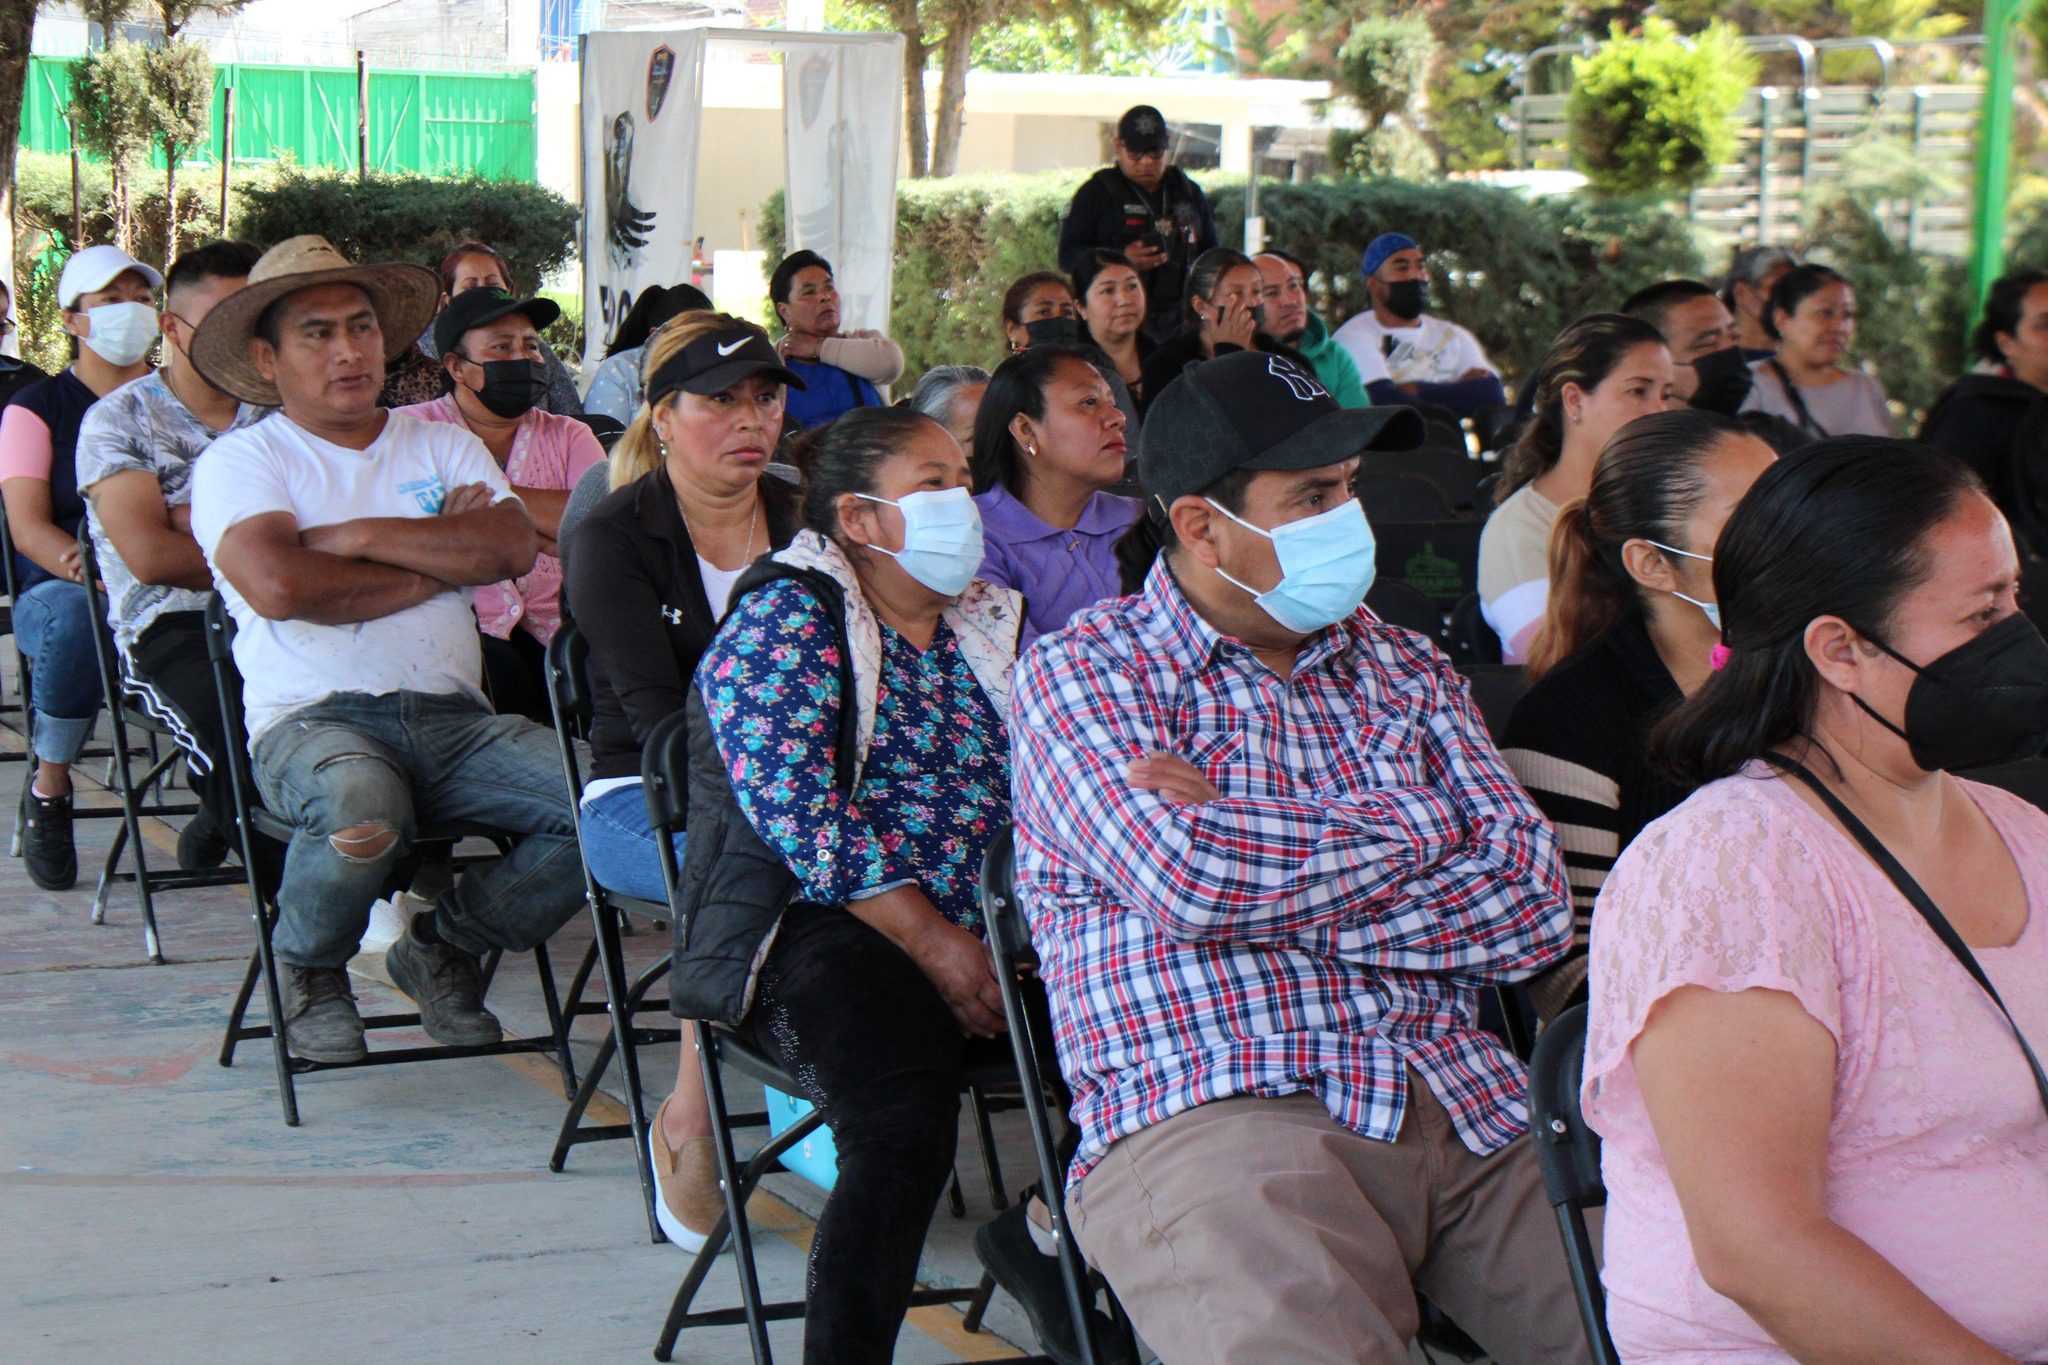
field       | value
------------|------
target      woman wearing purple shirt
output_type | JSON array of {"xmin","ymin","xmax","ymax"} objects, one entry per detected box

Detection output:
[{"xmin": 969, "ymin": 345, "xmax": 1140, "ymax": 646}]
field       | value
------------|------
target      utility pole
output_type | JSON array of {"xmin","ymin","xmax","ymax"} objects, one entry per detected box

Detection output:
[{"xmin": 1965, "ymin": 0, "xmax": 2022, "ymax": 324}]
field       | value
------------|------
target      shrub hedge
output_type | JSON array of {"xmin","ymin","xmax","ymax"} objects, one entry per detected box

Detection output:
[{"xmin": 761, "ymin": 172, "xmax": 1705, "ymax": 385}]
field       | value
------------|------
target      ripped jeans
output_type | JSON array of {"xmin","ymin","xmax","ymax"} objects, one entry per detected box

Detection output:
[{"xmin": 251, "ymin": 690, "xmax": 585, "ymax": 970}]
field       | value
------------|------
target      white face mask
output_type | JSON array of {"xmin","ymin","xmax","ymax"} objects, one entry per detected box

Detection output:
[
  {"xmin": 1647, "ymin": 538, "xmax": 1720, "ymax": 632},
  {"xmin": 80, "ymin": 301, "xmax": 159, "ymax": 367},
  {"xmin": 855, "ymin": 486, "xmax": 985, "ymax": 596}
]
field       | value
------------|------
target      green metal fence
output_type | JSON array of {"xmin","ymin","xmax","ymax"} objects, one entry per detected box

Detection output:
[{"xmin": 18, "ymin": 55, "xmax": 538, "ymax": 182}]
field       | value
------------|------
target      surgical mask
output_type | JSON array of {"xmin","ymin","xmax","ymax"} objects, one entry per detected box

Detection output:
[
  {"xmin": 1208, "ymin": 497, "xmax": 1377, "ymax": 635},
  {"xmin": 1383, "ymin": 279, "xmax": 1428, "ymax": 322},
  {"xmin": 1687, "ymin": 346, "xmax": 1754, "ymax": 416},
  {"xmin": 1646, "ymin": 539, "xmax": 1720, "ymax": 632},
  {"xmin": 1023, "ymin": 317, "xmax": 1080, "ymax": 347},
  {"xmin": 81, "ymin": 301, "xmax": 158, "ymax": 366},
  {"xmin": 463, "ymin": 356, "xmax": 549, "ymax": 419},
  {"xmin": 1851, "ymin": 613, "xmax": 2048, "ymax": 772},
  {"xmin": 856, "ymin": 486, "xmax": 985, "ymax": 596}
]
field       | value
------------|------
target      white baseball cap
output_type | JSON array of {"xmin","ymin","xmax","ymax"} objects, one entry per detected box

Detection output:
[{"xmin": 57, "ymin": 245, "xmax": 163, "ymax": 310}]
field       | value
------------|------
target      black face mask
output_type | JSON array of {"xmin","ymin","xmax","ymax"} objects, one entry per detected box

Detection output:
[
  {"xmin": 1023, "ymin": 316, "xmax": 1080, "ymax": 347},
  {"xmin": 1687, "ymin": 345, "xmax": 1755, "ymax": 416},
  {"xmin": 465, "ymin": 357, "xmax": 549, "ymax": 419},
  {"xmin": 1383, "ymin": 279, "xmax": 1428, "ymax": 321},
  {"xmin": 1852, "ymin": 613, "xmax": 2048, "ymax": 771}
]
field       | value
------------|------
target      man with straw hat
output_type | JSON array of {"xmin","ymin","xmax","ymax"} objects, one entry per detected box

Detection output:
[{"xmin": 187, "ymin": 235, "xmax": 586, "ymax": 1064}]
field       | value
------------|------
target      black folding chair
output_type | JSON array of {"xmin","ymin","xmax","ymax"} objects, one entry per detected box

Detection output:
[
  {"xmin": 1358, "ymin": 472, "xmax": 1456, "ymax": 523},
  {"xmin": 1374, "ymin": 519, "xmax": 1483, "ymax": 612},
  {"xmin": 541, "ymin": 621, "xmax": 683, "ymax": 1243},
  {"xmin": 1456, "ymin": 661, "xmax": 1529, "ymax": 744},
  {"xmin": 642, "ymin": 709, "xmax": 1042, "ymax": 1365},
  {"xmin": 1446, "ymin": 591, "xmax": 1502, "ymax": 666},
  {"xmin": 976, "ymin": 826, "xmax": 1141, "ymax": 1365},
  {"xmin": 1365, "ymin": 578, "xmax": 1446, "ymax": 641},
  {"xmin": 1527, "ymin": 1004, "xmax": 1619, "ymax": 1365},
  {"xmin": 74, "ymin": 524, "xmax": 246, "ymax": 961},
  {"xmin": 203, "ymin": 595, "xmax": 579, "ymax": 1126},
  {"xmin": 1365, "ymin": 441, "xmax": 1485, "ymax": 512}
]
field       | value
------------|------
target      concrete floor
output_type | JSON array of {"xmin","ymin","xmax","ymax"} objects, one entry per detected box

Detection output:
[{"xmin": 0, "ymin": 732, "xmax": 1053, "ymax": 1364}]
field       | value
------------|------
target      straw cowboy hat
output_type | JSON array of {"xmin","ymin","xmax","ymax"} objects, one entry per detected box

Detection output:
[{"xmin": 190, "ymin": 235, "xmax": 439, "ymax": 406}]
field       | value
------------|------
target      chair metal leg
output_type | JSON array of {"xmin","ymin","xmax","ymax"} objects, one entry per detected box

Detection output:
[
  {"xmin": 529, "ymin": 942, "xmax": 577, "ymax": 1100},
  {"xmin": 220, "ymin": 949, "xmax": 263, "ymax": 1068},
  {"xmin": 962, "ymin": 1271, "xmax": 997, "ymax": 1332},
  {"xmin": 675, "ymin": 1029, "xmax": 776, "ymax": 1363},
  {"xmin": 968, "ymin": 1084, "xmax": 1008, "ymax": 1211},
  {"xmin": 91, "ymin": 817, "xmax": 127, "ymax": 926},
  {"xmin": 252, "ymin": 898, "xmax": 302, "ymax": 1127}
]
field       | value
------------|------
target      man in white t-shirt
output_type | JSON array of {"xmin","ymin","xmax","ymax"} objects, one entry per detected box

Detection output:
[
  {"xmin": 188, "ymin": 236, "xmax": 586, "ymax": 1065},
  {"xmin": 1331, "ymin": 233, "xmax": 1507, "ymax": 419}
]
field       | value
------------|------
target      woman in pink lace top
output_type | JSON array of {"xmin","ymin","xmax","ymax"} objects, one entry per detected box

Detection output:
[{"xmin": 1584, "ymin": 436, "xmax": 2048, "ymax": 1363}]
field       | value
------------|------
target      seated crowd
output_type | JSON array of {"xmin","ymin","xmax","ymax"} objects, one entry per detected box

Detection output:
[{"xmin": 2, "ymin": 99, "xmax": 2044, "ymax": 1364}]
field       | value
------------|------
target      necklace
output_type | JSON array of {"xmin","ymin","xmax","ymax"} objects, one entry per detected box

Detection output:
[{"xmin": 675, "ymin": 484, "xmax": 760, "ymax": 571}]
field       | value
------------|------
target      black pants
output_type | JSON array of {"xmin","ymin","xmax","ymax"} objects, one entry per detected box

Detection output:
[
  {"xmin": 743, "ymin": 906, "xmax": 1002, "ymax": 1365},
  {"xmin": 126, "ymin": 610, "xmax": 283, "ymax": 886},
  {"xmin": 481, "ymin": 629, "xmax": 550, "ymax": 724}
]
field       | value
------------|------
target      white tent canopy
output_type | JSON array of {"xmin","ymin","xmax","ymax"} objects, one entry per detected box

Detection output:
[{"xmin": 579, "ymin": 27, "xmax": 903, "ymax": 366}]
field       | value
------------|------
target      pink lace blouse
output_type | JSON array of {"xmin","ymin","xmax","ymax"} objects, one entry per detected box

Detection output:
[{"xmin": 1585, "ymin": 766, "xmax": 2048, "ymax": 1362}]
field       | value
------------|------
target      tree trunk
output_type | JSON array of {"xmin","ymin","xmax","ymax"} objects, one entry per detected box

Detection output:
[
  {"xmin": 0, "ymin": 1, "xmax": 36, "ymax": 293},
  {"xmin": 888, "ymin": 0, "xmax": 929, "ymax": 178},
  {"xmin": 929, "ymin": 8, "xmax": 977, "ymax": 178}
]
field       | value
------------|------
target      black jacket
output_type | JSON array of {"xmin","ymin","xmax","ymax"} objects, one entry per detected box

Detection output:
[
  {"xmin": 1919, "ymin": 372, "xmax": 2048, "ymax": 561},
  {"xmin": 665, "ymin": 560, "xmax": 858, "ymax": 1026},
  {"xmin": 563, "ymin": 465, "xmax": 801, "ymax": 782},
  {"xmin": 1058, "ymin": 165, "xmax": 1219, "ymax": 339}
]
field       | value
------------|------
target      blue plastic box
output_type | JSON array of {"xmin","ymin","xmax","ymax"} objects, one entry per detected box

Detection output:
[{"xmin": 763, "ymin": 1085, "xmax": 840, "ymax": 1191}]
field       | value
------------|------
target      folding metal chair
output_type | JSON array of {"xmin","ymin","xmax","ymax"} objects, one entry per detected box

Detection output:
[
  {"xmin": 540, "ymin": 621, "xmax": 684, "ymax": 1243},
  {"xmin": 203, "ymin": 595, "xmax": 579, "ymax": 1126},
  {"xmin": 641, "ymin": 710, "xmax": 1045, "ymax": 1365},
  {"xmin": 1526, "ymin": 1003, "xmax": 1619, "ymax": 1364},
  {"xmin": 973, "ymin": 825, "xmax": 1141, "ymax": 1365},
  {"xmin": 75, "ymin": 525, "xmax": 245, "ymax": 962}
]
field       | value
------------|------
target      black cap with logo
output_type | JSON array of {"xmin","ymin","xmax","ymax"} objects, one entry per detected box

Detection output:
[
  {"xmin": 645, "ymin": 325, "xmax": 808, "ymax": 405},
  {"xmin": 434, "ymin": 288, "xmax": 561, "ymax": 359},
  {"xmin": 1117, "ymin": 105, "xmax": 1170, "ymax": 154},
  {"xmin": 1137, "ymin": 351, "xmax": 1425, "ymax": 504}
]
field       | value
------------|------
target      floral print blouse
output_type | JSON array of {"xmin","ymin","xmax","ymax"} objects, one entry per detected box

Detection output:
[{"xmin": 698, "ymin": 577, "xmax": 1012, "ymax": 932}]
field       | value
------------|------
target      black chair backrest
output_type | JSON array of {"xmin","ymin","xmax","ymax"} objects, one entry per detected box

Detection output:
[
  {"xmin": 1358, "ymin": 473, "xmax": 1455, "ymax": 524},
  {"xmin": 1374, "ymin": 519, "xmax": 1483, "ymax": 610},
  {"xmin": 1365, "ymin": 578, "xmax": 1444, "ymax": 640},
  {"xmin": 203, "ymin": 592, "xmax": 236, "ymax": 663},
  {"xmin": 73, "ymin": 522, "xmax": 128, "ymax": 709},
  {"xmin": 1470, "ymin": 403, "xmax": 1522, "ymax": 457},
  {"xmin": 1457, "ymin": 662, "xmax": 1527, "ymax": 744},
  {"xmin": 641, "ymin": 706, "xmax": 691, "ymax": 835},
  {"xmin": 979, "ymin": 824, "xmax": 1027, "ymax": 967},
  {"xmin": 1528, "ymin": 1004, "xmax": 1602, "ymax": 1208},
  {"xmin": 1366, "ymin": 443, "xmax": 1483, "ymax": 509},
  {"xmin": 545, "ymin": 622, "xmax": 594, "ymax": 735},
  {"xmin": 1446, "ymin": 591, "xmax": 1502, "ymax": 666}
]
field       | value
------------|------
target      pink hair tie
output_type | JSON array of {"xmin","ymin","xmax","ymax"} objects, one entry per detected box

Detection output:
[{"xmin": 1709, "ymin": 643, "xmax": 1732, "ymax": 672}]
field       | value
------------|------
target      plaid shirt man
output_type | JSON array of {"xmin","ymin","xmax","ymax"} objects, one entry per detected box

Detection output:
[{"xmin": 1011, "ymin": 557, "xmax": 1572, "ymax": 1182}]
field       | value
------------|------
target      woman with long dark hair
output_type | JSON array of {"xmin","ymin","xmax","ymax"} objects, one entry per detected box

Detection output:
[
  {"xmin": 970, "ymin": 344, "xmax": 1138, "ymax": 645},
  {"xmin": 1498, "ymin": 409, "xmax": 1775, "ymax": 1016},
  {"xmin": 1478, "ymin": 312, "xmax": 1672, "ymax": 661},
  {"xmin": 1740, "ymin": 264, "xmax": 1893, "ymax": 439},
  {"xmin": 582, "ymin": 283, "xmax": 711, "ymax": 425},
  {"xmin": 1585, "ymin": 437, "xmax": 2048, "ymax": 1361},
  {"xmin": 1073, "ymin": 248, "xmax": 1150, "ymax": 401}
]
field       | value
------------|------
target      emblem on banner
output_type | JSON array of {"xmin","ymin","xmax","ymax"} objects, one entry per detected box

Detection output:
[{"xmin": 646, "ymin": 46, "xmax": 676, "ymax": 121}]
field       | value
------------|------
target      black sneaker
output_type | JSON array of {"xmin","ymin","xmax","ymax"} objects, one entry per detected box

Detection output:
[
  {"xmin": 22, "ymin": 784, "xmax": 77, "ymax": 891},
  {"xmin": 176, "ymin": 810, "xmax": 231, "ymax": 871},
  {"xmin": 973, "ymin": 1200, "xmax": 1135, "ymax": 1365},
  {"xmin": 384, "ymin": 916, "xmax": 504, "ymax": 1047},
  {"xmin": 280, "ymin": 965, "xmax": 368, "ymax": 1063}
]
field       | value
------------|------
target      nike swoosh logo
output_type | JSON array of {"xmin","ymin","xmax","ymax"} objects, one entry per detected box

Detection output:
[{"xmin": 717, "ymin": 339, "xmax": 747, "ymax": 356}]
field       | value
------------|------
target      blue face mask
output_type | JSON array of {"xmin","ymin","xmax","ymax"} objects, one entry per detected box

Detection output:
[
  {"xmin": 1647, "ymin": 538, "xmax": 1720, "ymax": 632},
  {"xmin": 856, "ymin": 486, "xmax": 985, "ymax": 597},
  {"xmin": 1208, "ymin": 496, "xmax": 1377, "ymax": 635}
]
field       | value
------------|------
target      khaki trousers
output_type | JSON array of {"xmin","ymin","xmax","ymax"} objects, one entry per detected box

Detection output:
[{"xmin": 1066, "ymin": 1080, "xmax": 1592, "ymax": 1365}]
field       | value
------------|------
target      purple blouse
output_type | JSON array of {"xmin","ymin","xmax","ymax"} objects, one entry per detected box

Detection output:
[{"xmin": 973, "ymin": 485, "xmax": 1141, "ymax": 648}]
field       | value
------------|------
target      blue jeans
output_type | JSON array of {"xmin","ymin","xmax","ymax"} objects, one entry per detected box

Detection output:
[
  {"xmin": 251, "ymin": 690, "xmax": 585, "ymax": 969},
  {"xmin": 12, "ymin": 579, "xmax": 103, "ymax": 766},
  {"xmin": 578, "ymin": 780, "xmax": 684, "ymax": 905}
]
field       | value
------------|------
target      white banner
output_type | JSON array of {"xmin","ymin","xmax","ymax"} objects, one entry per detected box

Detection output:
[
  {"xmin": 781, "ymin": 38, "xmax": 902, "ymax": 334},
  {"xmin": 581, "ymin": 29, "xmax": 903, "ymax": 367},
  {"xmin": 580, "ymin": 29, "xmax": 706, "ymax": 366}
]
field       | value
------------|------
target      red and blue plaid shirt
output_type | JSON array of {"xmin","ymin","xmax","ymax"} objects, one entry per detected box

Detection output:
[{"xmin": 1011, "ymin": 559, "xmax": 1572, "ymax": 1182}]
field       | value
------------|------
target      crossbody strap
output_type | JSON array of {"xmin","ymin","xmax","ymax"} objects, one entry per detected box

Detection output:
[
  {"xmin": 1768, "ymin": 361, "xmax": 1831, "ymax": 439},
  {"xmin": 1765, "ymin": 752, "xmax": 2048, "ymax": 1118}
]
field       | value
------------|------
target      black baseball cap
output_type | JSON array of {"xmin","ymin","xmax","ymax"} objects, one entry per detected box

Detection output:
[
  {"xmin": 645, "ymin": 324, "xmax": 807, "ymax": 404},
  {"xmin": 1117, "ymin": 105, "xmax": 1170, "ymax": 153},
  {"xmin": 1138, "ymin": 351, "xmax": 1425, "ymax": 504},
  {"xmin": 434, "ymin": 287, "xmax": 561, "ymax": 358}
]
